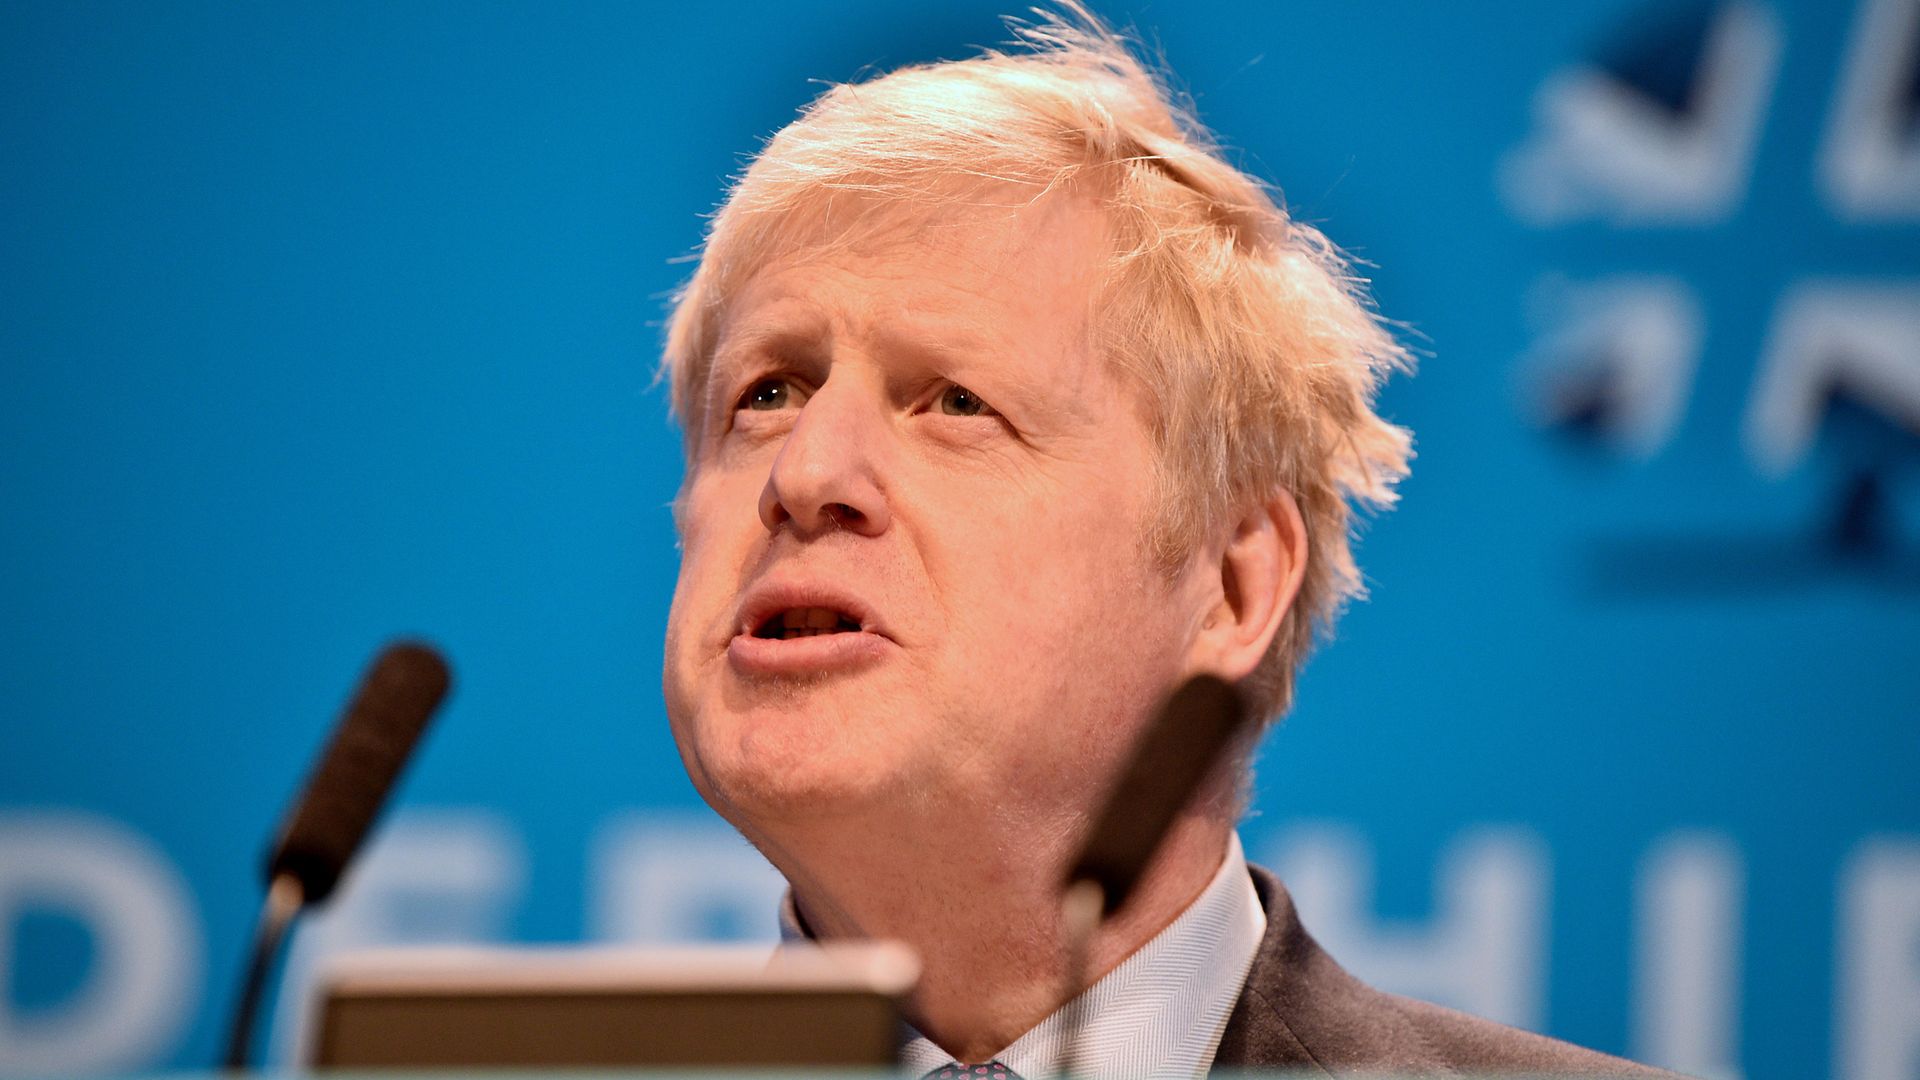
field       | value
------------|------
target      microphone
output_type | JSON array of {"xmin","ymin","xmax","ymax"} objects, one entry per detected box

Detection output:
[
  {"xmin": 223, "ymin": 641, "xmax": 453, "ymax": 1071},
  {"xmin": 1056, "ymin": 673, "xmax": 1250, "ymax": 1077},
  {"xmin": 1063, "ymin": 672, "xmax": 1250, "ymax": 914},
  {"xmin": 264, "ymin": 641, "xmax": 452, "ymax": 904}
]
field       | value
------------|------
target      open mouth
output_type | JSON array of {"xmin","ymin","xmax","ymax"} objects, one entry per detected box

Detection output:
[{"xmin": 752, "ymin": 607, "xmax": 864, "ymax": 640}]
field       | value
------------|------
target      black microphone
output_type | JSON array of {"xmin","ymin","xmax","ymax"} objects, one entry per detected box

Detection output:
[
  {"xmin": 264, "ymin": 641, "xmax": 452, "ymax": 904},
  {"xmin": 223, "ymin": 640, "xmax": 452, "ymax": 1071},
  {"xmin": 1064, "ymin": 672, "xmax": 1250, "ymax": 915},
  {"xmin": 1056, "ymin": 673, "xmax": 1250, "ymax": 1078}
]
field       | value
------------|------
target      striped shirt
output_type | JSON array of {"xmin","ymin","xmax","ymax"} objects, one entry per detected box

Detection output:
[{"xmin": 777, "ymin": 832, "xmax": 1266, "ymax": 1079}]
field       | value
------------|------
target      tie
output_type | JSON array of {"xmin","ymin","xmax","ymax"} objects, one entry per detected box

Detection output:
[{"xmin": 923, "ymin": 1063, "xmax": 1020, "ymax": 1080}]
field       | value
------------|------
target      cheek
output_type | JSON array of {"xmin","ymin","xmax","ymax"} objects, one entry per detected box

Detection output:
[
  {"xmin": 663, "ymin": 474, "xmax": 758, "ymax": 679},
  {"xmin": 663, "ymin": 478, "xmax": 753, "ymax": 784},
  {"xmin": 673, "ymin": 467, "xmax": 734, "ymax": 555},
  {"xmin": 938, "ymin": 481, "xmax": 1173, "ymax": 695}
]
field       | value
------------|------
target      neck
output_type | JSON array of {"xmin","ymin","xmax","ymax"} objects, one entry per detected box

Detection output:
[{"xmin": 768, "ymin": 811, "xmax": 1232, "ymax": 1065}]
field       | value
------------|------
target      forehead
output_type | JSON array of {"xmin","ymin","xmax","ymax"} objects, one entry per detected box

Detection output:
[{"xmin": 704, "ymin": 190, "xmax": 1113, "ymax": 377}]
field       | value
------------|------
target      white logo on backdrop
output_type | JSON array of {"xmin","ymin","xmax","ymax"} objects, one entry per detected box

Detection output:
[
  {"xmin": 1497, "ymin": 3, "xmax": 1919, "ymax": 1075},
  {"xmin": 1261, "ymin": 825, "xmax": 1549, "ymax": 1031},
  {"xmin": 591, "ymin": 812, "xmax": 785, "ymax": 944},
  {"xmin": 1634, "ymin": 833, "xmax": 1744, "ymax": 1080},
  {"xmin": 1837, "ymin": 841, "xmax": 1920, "ymax": 1080},
  {"xmin": 1742, "ymin": 283, "xmax": 1920, "ymax": 473},
  {"xmin": 268, "ymin": 810, "xmax": 524, "ymax": 1067},
  {"xmin": 1519, "ymin": 276, "xmax": 1706, "ymax": 459},
  {"xmin": 5, "ymin": 809, "xmax": 1917, "ymax": 1080},
  {"xmin": 0, "ymin": 815, "xmax": 200, "ymax": 1076},
  {"xmin": 1500, "ymin": 1, "xmax": 1783, "ymax": 226},
  {"xmin": 1508, "ymin": 0, "xmax": 1920, "ymax": 465},
  {"xmin": 1821, "ymin": 0, "xmax": 1920, "ymax": 219}
]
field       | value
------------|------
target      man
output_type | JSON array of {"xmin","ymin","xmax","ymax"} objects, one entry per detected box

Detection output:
[{"xmin": 658, "ymin": 8, "xmax": 1676, "ymax": 1077}]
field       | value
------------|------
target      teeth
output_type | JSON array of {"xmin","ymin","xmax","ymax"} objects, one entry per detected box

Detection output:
[{"xmin": 774, "ymin": 607, "xmax": 851, "ymax": 633}]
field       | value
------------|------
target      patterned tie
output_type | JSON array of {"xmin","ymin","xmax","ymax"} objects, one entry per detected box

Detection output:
[{"xmin": 922, "ymin": 1063, "xmax": 1020, "ymax": 1080}]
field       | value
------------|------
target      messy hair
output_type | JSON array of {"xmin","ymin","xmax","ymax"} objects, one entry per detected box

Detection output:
[{"xmin": 661, "ymin": 4, "xmax": 1413, "ymax": 721}]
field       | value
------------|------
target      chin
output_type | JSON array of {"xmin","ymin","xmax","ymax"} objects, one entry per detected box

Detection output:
[{"xmin": 680, "ymin": 695, "xmax": 922, "ymax": 825}]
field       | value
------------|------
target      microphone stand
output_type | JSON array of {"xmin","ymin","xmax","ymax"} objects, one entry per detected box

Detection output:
[
  {"xmin": 217, "ymin": 640, "xmax": 450, "ymax": 1072},
  {"xmin": 223, "ymin": 874, "xmax": 306, "ymax": 1071},
  {"xmin": 1056, "ymin": 879, "xmax": 1105, "ymax": 1078},
  {"xmin": 1050, "ymin": 674, "xmax": 1249, "ymax": 1079}
]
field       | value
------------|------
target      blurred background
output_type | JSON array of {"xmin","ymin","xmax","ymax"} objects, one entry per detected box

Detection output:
[{"xmin": 2, "ymin": 1, "xmax": 1916, "ymax": 1077}]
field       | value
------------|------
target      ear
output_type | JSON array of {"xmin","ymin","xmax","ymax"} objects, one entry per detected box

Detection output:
[{"xmin": 1188, "ymin": 490, "xmax": 1308, "ymax": 682}]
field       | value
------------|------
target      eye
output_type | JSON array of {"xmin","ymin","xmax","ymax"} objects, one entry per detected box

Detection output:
[
  {"xmin": 739, "ymin": 376, "xmax": 800, "ymax": 411},
  {"xmin": 937, "ymin": 384, "xmax": 993, "ymax": 417}
]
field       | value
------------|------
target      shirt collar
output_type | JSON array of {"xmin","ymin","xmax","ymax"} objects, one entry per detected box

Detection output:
[{"xmin": 776, "ymin": 832, "xmax": 1266, "ymax": 1079}]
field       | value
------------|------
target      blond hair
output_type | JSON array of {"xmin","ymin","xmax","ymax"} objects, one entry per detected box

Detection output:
[{"xmin": 662, "ymin": 5, "xmax": 1413, "ymax": 721}]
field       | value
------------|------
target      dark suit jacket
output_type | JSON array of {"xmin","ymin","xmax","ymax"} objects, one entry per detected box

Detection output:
[{"xmin": 1213, "ymin": 865, "xmax": 1684, "ymax": 1076}]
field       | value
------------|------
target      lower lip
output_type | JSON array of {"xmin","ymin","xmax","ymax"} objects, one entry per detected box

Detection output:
[{"xmin": 727, "ymin": 630, "xmax": 894, "ymax": 676}]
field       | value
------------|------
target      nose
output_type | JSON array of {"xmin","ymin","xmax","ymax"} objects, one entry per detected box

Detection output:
[{"xmin": 757, "ymin": 382, "xmax": 892, "ymax": 538}]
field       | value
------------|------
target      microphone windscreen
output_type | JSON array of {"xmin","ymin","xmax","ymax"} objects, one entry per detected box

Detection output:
[
  {"xmin": 1065, "ymin": 673, "xmax": 1248, "ymax": 916},
  {"xmin": 264, "ymin": 641, "xmax": 451, "ymax": 904}
]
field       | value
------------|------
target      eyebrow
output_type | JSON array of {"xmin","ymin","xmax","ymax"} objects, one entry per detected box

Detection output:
[
  {"xmin": 711, "ymin": 323, "xmax": 824, "ymax": 371},
  {"xmin": 704, "ymin": 321, "xmax": 828, "ymax": 409},
  {"xmin": 712, "ymin": 309, "xmax": 1000, "ymax": 382}
]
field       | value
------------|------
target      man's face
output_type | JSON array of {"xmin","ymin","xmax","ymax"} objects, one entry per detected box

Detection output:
[{"xmin": 662, "ymin": 194, "xmax": 1215, "ymax": 841}]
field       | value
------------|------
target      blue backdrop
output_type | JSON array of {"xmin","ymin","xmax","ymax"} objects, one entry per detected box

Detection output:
[{"xmin": 3, "ymin": 3, "xmax": 1916, "ymax": 1079}]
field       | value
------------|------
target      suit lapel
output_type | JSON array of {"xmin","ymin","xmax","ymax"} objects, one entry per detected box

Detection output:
[{"xmin": 1211, "ymin": 865, "xmax": 1332, "ymax": 1073}]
